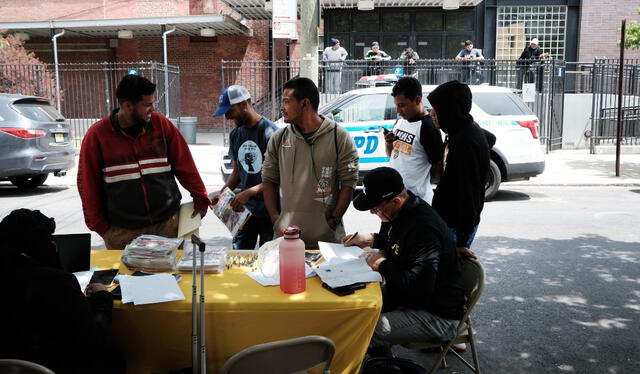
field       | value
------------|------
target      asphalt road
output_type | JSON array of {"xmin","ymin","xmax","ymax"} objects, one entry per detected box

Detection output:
[{"xmin": 1, "ymin": 184, "xmax": 639, "ymax": 373}]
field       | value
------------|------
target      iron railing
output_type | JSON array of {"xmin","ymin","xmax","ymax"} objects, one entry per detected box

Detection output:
[
  {"xmin": 589, "ymin": 59, "xmax": 640, "ymax": 150},
  {"xmin": 221, "ymin": 58, "xmax": 565, "ymax": 150},
  {"xmin": 0, "ymin": 61, "xmax": 180, "ymax": 146}
]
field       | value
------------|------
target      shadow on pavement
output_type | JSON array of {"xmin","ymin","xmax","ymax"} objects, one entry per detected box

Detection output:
[
  {"xmin": 0, "ymin": 185, "xmax": 69, "ymax": 197},
  {"xmin": 488, "ymin": 189, "xmax": 532, "ymax": 202},
  {"xmin": 392, "ymin": 235, "xmax": 639, "ymax": 373}
]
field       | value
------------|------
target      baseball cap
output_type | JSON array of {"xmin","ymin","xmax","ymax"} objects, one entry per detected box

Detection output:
[
  {"xmin": 464, "ymin": 40, "xmax": 473, "ymax": 46},
  {"xmin": 353, "ymin": 167, "xmax": 405, "ymax": 211},
  {"xmin": 371, "ymin": 41, "xmax": 379, "ymax": 47},
  {"xmin": 330, "ymin": 38, "xmax": 339, "ymax": 46},
  {"xmin": 530, "ymin": 38, "xmax": 540, "ymax": 45},
  {"xmin": 213, "ymin": 85, "xmax": 251, "ymax": 117}
]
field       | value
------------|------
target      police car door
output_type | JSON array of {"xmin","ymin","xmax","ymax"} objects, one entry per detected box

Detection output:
[{"xmin": 327, "ymin": 93, "xmax": 395, "ymax": 171}]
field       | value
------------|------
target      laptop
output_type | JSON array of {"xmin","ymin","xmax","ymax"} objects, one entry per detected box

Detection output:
[{"xmin": 53, "ymin": 233, "xmax": 91, "ymax": 273}]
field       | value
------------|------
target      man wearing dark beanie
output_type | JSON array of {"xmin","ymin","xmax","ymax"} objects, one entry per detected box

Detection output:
[{"xmin": 427, "ymin": 81, "xmax": 496, "ymax": 260}]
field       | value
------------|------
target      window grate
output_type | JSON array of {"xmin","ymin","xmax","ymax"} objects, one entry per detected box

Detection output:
[{"xmin": 496, "ymin": 6, "xmax": 567, "ymax": 60}]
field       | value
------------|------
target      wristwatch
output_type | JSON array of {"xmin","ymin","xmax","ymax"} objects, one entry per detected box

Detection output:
[{"xmin": 329, "ymin": 216, "xmax": 342, "ymax": 226}]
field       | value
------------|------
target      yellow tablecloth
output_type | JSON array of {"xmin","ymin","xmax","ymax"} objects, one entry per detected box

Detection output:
[{"xmin": 92, "ymin": 250, "xmax": 382, "ymax": 374}]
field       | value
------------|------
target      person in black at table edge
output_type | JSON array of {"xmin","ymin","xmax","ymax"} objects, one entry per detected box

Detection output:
[{"xmin": 0, "ymin": 209, "xmax": 125, "ymax": 374}]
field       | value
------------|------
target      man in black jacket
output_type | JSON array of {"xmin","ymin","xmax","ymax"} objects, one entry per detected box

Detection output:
[
  {"xmin": 344, "ymin": 167, "xmax": 465, "ymax": 356},
  {"xmin": 0, "ymin": 209, "xmax": 125, "ymax": 374},
  {"xmin": 428, "ymin": 81, "xmax": 496, "ymax": 260}
]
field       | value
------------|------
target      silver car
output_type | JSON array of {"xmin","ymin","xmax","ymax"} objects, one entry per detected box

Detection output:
[{"xmin": 0, "ymin": 94, "xmax": 75, "ymax": 189}]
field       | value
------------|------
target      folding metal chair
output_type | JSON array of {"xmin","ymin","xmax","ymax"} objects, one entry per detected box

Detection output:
[
  {"xmin": 220, "ymin": 335, "xmax": 336, "ymax": 374},
  {"xmin": 0, "ymin": 359, "xmax": 56, "ymax": 374},
  {"xmin": 404, "ymin": 258, "xmax": 485, "ymax": 373}
]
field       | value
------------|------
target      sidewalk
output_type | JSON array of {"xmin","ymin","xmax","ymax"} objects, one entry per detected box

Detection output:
[
  {"xmin": 46, "ymin": 132, "xmax": 640, "ymax": 188},
  {"xmin": 503, "ymin": 149, "xmax": 640, "ymax": 187}
]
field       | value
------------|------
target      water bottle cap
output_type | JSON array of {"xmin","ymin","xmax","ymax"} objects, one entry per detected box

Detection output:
[{"xmin": 283, "ymin": 226, "xmax": 301, "ymax": 239}]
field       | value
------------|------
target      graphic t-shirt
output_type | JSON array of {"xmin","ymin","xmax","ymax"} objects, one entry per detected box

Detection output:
[
  {"xmin": 229, "ymin": 117, "xmax": 278, "ymax": 217},
  {"xmin": 389, "ymin": 114, "xmax": 444, "ymax": 204}
]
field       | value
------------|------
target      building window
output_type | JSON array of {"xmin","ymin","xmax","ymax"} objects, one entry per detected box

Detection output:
[{"xmin": 496, "ymin": 6, "xmax": 567, "ymax": 60}]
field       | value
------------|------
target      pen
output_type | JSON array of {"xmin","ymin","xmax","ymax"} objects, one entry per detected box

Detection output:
[{"xmin": 344, "ymin": 232, "xmax": 358, "ymax": 246}]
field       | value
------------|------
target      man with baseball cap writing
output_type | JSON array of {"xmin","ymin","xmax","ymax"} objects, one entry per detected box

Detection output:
[
  {"xmin": 343, "ymin": 167, "xmax": 465, "ymax": 356},
  {"xmin": 212, "ymin": 85, "xmax": 278, "ymax": 249}
]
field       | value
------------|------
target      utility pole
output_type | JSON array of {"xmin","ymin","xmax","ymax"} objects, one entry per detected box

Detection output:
[{"xmin": 299, "ymin": 0, "xmax": 319, "ymax": 84}]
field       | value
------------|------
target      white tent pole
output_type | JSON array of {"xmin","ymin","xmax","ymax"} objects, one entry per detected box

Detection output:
[
  {"xmin": 162, "ymin": 25, "xmax": 176, "ymax": 118},
  {"xmin": 51, "ymin": 28, "xmax": 65, "ymax": 111}
]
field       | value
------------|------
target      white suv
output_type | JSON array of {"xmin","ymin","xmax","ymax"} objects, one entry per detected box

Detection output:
[{"xmin": 221, "ymin": 85, "xmax": 545, "ymax": 200}]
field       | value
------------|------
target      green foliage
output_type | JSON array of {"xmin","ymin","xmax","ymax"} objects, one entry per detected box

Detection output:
[{"xmin": 618, "ymin": 8, "xmax": 640, "ymax": 50}]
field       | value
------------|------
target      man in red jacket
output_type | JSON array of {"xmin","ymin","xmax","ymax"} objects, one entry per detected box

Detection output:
[{"xmin": 77, "ymin": 75, "xmax": 209, "ymax": 249}]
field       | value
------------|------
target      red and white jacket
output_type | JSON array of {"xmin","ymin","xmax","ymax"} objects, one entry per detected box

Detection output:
[{"xmin": 77, "ymin": 111, "xmax": 209, "ymax": 236}]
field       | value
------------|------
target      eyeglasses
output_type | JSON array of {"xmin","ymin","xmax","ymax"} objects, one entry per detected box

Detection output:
[{"xmin": 371, "ymin": 198, "xmax": 394, "ymax": 213}]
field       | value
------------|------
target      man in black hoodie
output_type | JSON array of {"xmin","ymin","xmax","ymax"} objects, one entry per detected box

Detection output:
[{"xmin": 427, "ymin": 81, "xmax": 496, "ymax": 260}]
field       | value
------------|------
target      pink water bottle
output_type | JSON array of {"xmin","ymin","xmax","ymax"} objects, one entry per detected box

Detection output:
[{"xmin": 279, "ymin": 226, "xmax": 306, "ymax": 294}]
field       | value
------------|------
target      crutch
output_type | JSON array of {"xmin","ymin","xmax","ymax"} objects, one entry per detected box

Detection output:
[{"xmin": 191, "ymin": 234, "xmax": 207, "ymax": 374}]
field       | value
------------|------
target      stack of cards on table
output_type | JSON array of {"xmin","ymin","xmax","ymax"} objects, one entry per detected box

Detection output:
[{"xmin": 176, "ymin": 246, "xmax": 227, "ymax": 274}]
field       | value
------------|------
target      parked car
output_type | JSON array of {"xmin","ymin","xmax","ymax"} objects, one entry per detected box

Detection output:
[
  {"xmin": 221, "ymin": 85, "xmax": 545, "ymax": 200},
  {"xmin": 0, "ymin": 94, "xmax": 75, "ymax": 189}
]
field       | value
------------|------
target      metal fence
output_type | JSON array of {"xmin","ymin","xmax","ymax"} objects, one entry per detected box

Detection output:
[
  {"xmin": 0, "ymin": 61, "xmax": 180, "ymax": 146},
  {"xmin": 589, "ymin": 59, "xmax": 640, "ymax": 151},
  {"xmin": 221, "ymin": 58, "xmax": 565, "ymax": 151}
]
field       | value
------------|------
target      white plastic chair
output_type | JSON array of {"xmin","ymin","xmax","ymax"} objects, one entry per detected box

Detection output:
[{"xmin": 220, "ymin": 335, "xmax": 335, "ymax": 374}]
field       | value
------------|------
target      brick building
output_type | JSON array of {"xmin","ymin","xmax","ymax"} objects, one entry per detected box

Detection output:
[{"xmin": 0, "ymin": 0, "xmax": 296, "ymax": 130}]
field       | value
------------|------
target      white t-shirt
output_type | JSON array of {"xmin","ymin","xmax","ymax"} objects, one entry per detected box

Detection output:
[
  {"xmin": 389, "ymin": 115, "xmax": 444, "ymax": 204},
  {"xmin": 323, "ymin": 46, "xmax": 348, "ymax": 62}
]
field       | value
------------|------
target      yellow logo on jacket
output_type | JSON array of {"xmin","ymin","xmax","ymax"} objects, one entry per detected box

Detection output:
[{"xmin": 391, "ymin": 243, "xmax": 400, "ymax": 256}]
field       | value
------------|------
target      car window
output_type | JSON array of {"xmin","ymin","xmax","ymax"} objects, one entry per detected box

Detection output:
[
  {"xmin": 331, "ymin": 94, "xmax": 395, "ymax": 123},
  {"xmin": 471, "ymin": 92, "xmax": 532, "ymax": 116},
  {"xmin": 12, "ymin": 101, "xmax": 64, "ymax": 122}
]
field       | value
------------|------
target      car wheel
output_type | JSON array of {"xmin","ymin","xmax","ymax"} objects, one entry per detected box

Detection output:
[
  {"xmin": 485, "ymin": 160, "xmax": 501, "ymax": 201},
  {"xmin": 9, "ymin": 174, "xmax": 49, "ymax": 190}
]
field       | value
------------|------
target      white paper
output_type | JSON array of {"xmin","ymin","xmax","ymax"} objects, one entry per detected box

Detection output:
[
  {"xmin": 118, "ymin": 274, "xmax": 185, "ymax": 305},
  {"xmin": 178, "ymin": 201, "xmax": 201, "ymax": 238},
  {"xmin": 318, "ymin": 241, "xmax": 376, "ymax": 263},
  {"xmin": 318, "ymin": 241, "xmax": 364, "ymax": 263},
  {"xmin": 315, "ymin": 257, "xmax": 383, "ymax": 288},
  {"xmin": 73, "ymin": 269, "xmax": 95, "ymax": 292},
  {"xmin": 247, "ymin": 265, "xmax": 315, "ymax": 287}
]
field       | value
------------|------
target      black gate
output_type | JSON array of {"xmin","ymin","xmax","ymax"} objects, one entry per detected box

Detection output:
[{"xmin": 589, "ymin": 58, "xmax": 640, "ymax": 153}]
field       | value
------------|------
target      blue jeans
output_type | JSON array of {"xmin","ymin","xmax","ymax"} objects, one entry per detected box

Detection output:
[
  {"xmin": 448, "ymin": 225, "xmax": 478, "ymax": 248},
  {"xmin": 233, "ymin": 215, "xmax": 274, "ymax": 250}
]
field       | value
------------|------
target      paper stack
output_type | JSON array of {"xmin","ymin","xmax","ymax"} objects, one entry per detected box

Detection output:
[
  {"xmin": 118, "ymin": 273, "xmax": 185, "ymax": 305},
  {"xmin": 315, "ymin": 241, "xmax": 383, "ymax": 288},
  {"xmin": 121, "ymin": 235, "xmax": 183, "ymax": 271},
  {"xmin": 176, "ymin": 246, "xmax": 227, "ymax": 274}
]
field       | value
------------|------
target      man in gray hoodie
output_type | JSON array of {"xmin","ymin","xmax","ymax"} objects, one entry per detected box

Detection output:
[{"xmin": 262, "ymin": 77, "xmax": 359, "ymax": 248}]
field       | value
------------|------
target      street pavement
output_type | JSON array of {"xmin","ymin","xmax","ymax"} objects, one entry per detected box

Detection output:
[{"xmin": 48, "ymin": 131, "xmax": 640, "ymax": 190}]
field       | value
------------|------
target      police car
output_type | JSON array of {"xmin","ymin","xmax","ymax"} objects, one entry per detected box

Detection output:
[{"xmin": 220, "ymin": 85, "xmax": 545, "ymax": 200}]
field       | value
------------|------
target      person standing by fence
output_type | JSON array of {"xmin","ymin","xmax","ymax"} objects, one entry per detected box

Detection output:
[
  {"xmin": 365, "ymin": 41, "xmax": 391, "ymax": 76},
  {"xmin": 517, "ymin": 38, "xmax": 548, "ymax": 90},
  {"xmin": 399, "ymin": 47, "xmax": 420, "ymax": 76},
  {"xmin": 322, "ymin": 38, "xmax": 348, "ymax": 94},
  {"xmin": 455, "ymin": 40, "xmax": 484, "ymax": 84}
]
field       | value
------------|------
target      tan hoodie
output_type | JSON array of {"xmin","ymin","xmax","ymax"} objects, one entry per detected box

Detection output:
[{"xmin": 262, "ymin": 117, "xmax": 359, "ymax": 248}]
